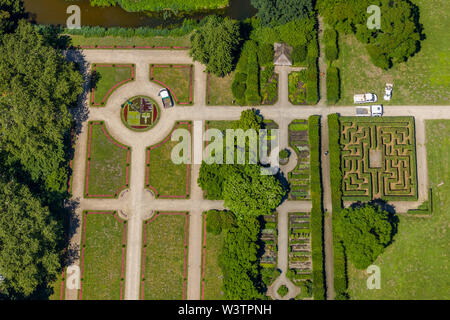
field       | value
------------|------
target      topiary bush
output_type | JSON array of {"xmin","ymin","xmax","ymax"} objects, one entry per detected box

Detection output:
[{"xmin": 326, "ymin": 66, "xmax": 340, "ymax": 104}]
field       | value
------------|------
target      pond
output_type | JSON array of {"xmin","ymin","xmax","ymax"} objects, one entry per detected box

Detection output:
[{"xmin": 24, "ymin": 0, "xmax": 257, "ymax": 28}]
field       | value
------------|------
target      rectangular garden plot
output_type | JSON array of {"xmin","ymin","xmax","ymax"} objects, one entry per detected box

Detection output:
[
  {"xmin": 200, "ymin": 212, "xmax": 225, "ymax": 300},
  {"xmin": 90, "ymin": 64, "xmax": 135, "ymax": 107},
  {"xmin": 288, "ymin": 120, "xmax": 311, "ymax": 200},
  {"xmin": 340, "ymin": 117, "xmax": 418, "ymax": 201},
  {"xmin": 85, "ymin": 121, "xmax": 131, "ymax": 198},
  {"xmin": 80, "ymin": 211, "xmax": 127, "ymax": 300},
  {"xmin": 146, "ymin": 121, "xmax": 191, "ymax": 198},
  {"xmin": 260, "ymin": 213, "xmax": 278, "ymax": 268},
  {"xmin": 141, "ymin": 212, "xmax": 189, "ymax": 300},
  {"xmin": 288, "ymin": 70, "xmax": 308, "ymax": 105},
  {"xmin": 287, "ymin": 212, "xmax": 313, "ymax": 299},
  {"xmin": 206, "ymin": 72, "xmax": 235, "ymax": 106},
  {"xmin": 150, "ymin": 64, "xmax": 194, "ymax": 105}
]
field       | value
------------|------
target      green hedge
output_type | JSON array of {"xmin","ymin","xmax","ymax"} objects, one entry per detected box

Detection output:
[
  {"xmin": 245, "ymin": 41, "xmax": 261, "ymax": 105},
  {"xmin": 324, "ymin": 29, "xmax": 339, "ymax": 62},
  {"xmin": 308, "ymin": 115, "xmax": 325, "ymax": 300},
  {"xmin": 327, "ymin": 113, "xmax": 349, "ymax": 299},
  {"xmin": 53, "ymin": 19, "xmax": 198, "ymax": 38},
  {"xmin": 326, "ymin": 66, "xmax": 340, "ymax": 104},
  {"xmin": 408, "ymin": 188, "xmax": 433, "ymax": 215}
]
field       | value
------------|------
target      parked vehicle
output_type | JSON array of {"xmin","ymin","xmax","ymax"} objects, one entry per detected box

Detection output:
[
  {"xmin": 356, "ymin": 105, "xmax": 383, "ymax": 116},
  {"xmin": 353, "ymin": 93, "xmax": 378, "ymax": 104},
  {"xmin": 158, "ymin": 88, "xmax": 173, "ymax": 108},
  {"xmin": 384, "ymin": 83, "xmax": 393, "ymax": 101}
]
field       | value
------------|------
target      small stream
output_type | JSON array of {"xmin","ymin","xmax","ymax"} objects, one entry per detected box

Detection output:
[{"xmin": 24, "ymin": 0, "xmax": 256, "ymax": 28}]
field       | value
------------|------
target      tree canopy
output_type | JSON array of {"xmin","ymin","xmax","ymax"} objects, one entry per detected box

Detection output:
[
  {"xmin": 336, "ymin": 204, "xmax": 398, "ymax": 269},
  {"xmin": 251, "ymin": 0, "xmax": 314, "ymax": 26},
  {"xmin": 0, "ymin": 179, "xmax": 61, "ymax": 297},
  {"xmin": 0, "ymin": 21, "xmax": 83, "ymax": 196},
  {"xmin": 0, "ymin": 0, "xmax": 24, "ymax": 35},
  {"xmin": 190, "ymin": 15, "xmax": 241, "ymax": 77}
]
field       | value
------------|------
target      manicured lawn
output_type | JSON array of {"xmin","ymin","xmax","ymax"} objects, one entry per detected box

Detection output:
[
  {"xmin": 334, "ymin": 0, "xmax": 450, "ymax": 105},
  {"xmin": 201, "ymin": 213, "xmax": 225, "ymax": 300},
  {"xmin": 69, "ymin": 34, "xmax": 191, "ymax": 48},
  {"xmin": 85, "ymin": 121, "xmax": 131, "ymax": 198},
  {"xmin": 80, "ymin": 211, "xmax": 127, "ymax": 300},
  {"xmin": 348, "ymin": 120, "xmax": 450, "ymax": 300},
  {"xmin": 90, "ymin": 64, "xmax": 134, "ymax": 106},
  {"xmin": 146, "ymin": 121, "xmax": 191, "ymax": 198},
  {"xmin": 141, "ymin": 212, "xmax": 189, "ymax": 300},
  {"xmin": 150, "ymin": 64, "xmax": 194, "ymax": 105},
  {"xmin": 207, "ymin": 72, "xmax": 235, "ymax": 106}
]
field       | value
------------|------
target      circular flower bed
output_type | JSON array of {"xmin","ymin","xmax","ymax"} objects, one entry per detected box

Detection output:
[{"xmin": 120, "ymin": 96, "xmax": 160, "ymax": 132}]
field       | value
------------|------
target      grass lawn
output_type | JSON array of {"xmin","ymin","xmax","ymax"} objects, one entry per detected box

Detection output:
[
  {"xmin": 141, "ymin": 212, "xmax": 189, "ymax": 300},
  {"xmin": 69, "ymin": 34, "xmax": 191, "ymax": 48},
  {"xmin": 85, "ymin": 122, "xmax": 130, "ymax": 198},
  {"xmin": 334, "ymin": 0, "xmax": 450, "ymax": 106},
  {"xmin": 90, "ymin": 64, "xmax": 134, "ymax": 106},
  {"xmin": 48, "ymin": 271, "xmax": 64, "ymax": 300},
  {"xmin": 201, "ymin": 213, "xmax": 225, "ymax": 300},
  {"xmin": 207, "ymin": 72, "xmax": 235, "ymax": 106},
  {"xmin": 151, "ymin": 64, "xmax": 194, "ymax": 105},
  {"xmin": 80, "ymin": 211, "xmax": 127, "ymax": 300},
  {"xmin": 348, "ymin": 120, "xmax": 450, "ymax": 299},
  {"xmin": 146, "ymin": 121, "xmax": 191, "ymax": 198}
]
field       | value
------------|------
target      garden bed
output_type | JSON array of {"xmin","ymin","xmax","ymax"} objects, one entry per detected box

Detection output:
[
  {"xmin": 150, "ymin": 64, "xmax": 194, "ymax": 105},
  {"xmin": 84, "ymin": 121, "xmax": 131, "ymax": 198},
  {"xmin": 79, "ymin": 211, "xmax": 127, "ymax": 300},
  {"xmin": 146, "ymin": 121, "xmax": 192, "ymax": 198},
  {"xmin": 140, "ymin": 212, "xmax": 189, "ymax": 300},
  {"xmin": 288, "ymin": 71, "xmax": 308, "ymax": 105},
  {"xmin": 90, "ymin": 64, "xmax": 135, "ymax": 107},
  {"xmin": 288, "ymin": 120, "xmax": 310, "ymax": 200},
  {"xmin": 120, "ymin": 96, "xmax": 160, "ymax": 131}
]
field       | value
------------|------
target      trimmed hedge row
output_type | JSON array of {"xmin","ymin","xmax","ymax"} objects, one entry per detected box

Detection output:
[
  {"xmin": 327, "ymin": 114, "xmax": 349, "ymax": 299},
  {"xmin": 56, "ymin": 19, "xmax": 198, "ymax": 38},
  {"xmin": 408, "ymin": 188, "xmax": 433, "ymax": 215},
  {"xmin": 308, "ymin": 115, "xmax": 326, "ymax": 300},
  {"xmin": 245, "ymin": 41, "xmax": 261, "ymax": 105},
  {"xmin": 324, "ymin": 29, "xmax": 339, "ymax": 62},
  {"xmin": 306, "ymin": 40, "xmax": 319, "ymax": 105},
  {"xmin": 326, "ymin": 66, "xmax": 340, "ymax": 104}
]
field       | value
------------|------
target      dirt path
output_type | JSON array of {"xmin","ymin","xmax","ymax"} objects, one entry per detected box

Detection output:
[{"xmin": 65, "ymin": 48, "xmax": 450, "ymax": 301}]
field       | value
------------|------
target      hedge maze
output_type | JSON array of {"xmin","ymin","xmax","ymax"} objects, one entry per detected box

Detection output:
[{"xmin": 340, "ymin": 117, "xmax": 418, "ymax": 201}]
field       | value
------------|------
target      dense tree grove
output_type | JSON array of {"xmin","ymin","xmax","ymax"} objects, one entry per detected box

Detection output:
[
  {"xmin": 317, "ymin": 0, "xmax": 423, "ymax": 69},
  {"xmin": 0, "ymin": 3, "xmax": 83, "ymax": 298},
  {"xmin": 251, "ymin": 0, "xmax": 314, "ymax": 26},
  {"xmin": 335, "ymin": 204, "xmax": 398, "ymax": 269},
  {"xmin": 0, "ymin": 180, "xmax": 61, "ymax": 297},
  {"xmin": 190, "ymin": 15, "xmax": 241, "ymax": 77}
]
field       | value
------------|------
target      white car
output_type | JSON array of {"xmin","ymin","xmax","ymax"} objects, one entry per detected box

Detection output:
[
  {"xmin": 384, "ymin": 83, "xmax": 393, "ymax": 101},
  {"xmin": 158, "ymin": 88, "xmax": 174, "ymax": 108},
  {"xmin": 354, "ymin": 93, "xmax": 378, "ymax": 104}
]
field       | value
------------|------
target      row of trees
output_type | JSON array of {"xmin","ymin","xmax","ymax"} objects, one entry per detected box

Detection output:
[
  {"xmin": 317, "ymin": 0, "xmax": 423, "ymax": 69},
  {"xmin": 0, "ymin": 0, "xmax": 83, "ymax": 298}
]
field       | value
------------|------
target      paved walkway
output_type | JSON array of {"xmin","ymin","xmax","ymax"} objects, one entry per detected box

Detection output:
[{"xmin": 65, "ymin": 48, "xmax": 450, "ymax": 301}]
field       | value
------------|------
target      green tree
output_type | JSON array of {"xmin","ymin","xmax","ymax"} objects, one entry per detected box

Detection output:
[
  {"xmin": 0, "ymin": 180, "xmax": 61, "ymax": 297},
  {"xmin": 0, "ymin": 0, "xmax": 24, "ymax": 35},
  {"xmin": 0, "ymin": 21, "xmax": 83, "ymax": 196},
  {"xmin": 223, "ymin": 165, "xmax": 285, "ymax": 218},
  {"xmin": 190, "ymin": 15, "xmax": 241, "ymax": 77},
  {"xmin": 336, "ymin": 204, "xmax": 398, "ymax": 269},
  {"xmin": 206, "ymin": 210, "xmax": 235, "ymax": 235},
  {"xmin": 219, "ymin": 216, "xmax": 263, "ymax": 299}
]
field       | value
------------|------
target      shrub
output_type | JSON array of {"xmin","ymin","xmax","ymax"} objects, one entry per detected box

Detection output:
[
  {"xmin": 279, "ymin": 149, "xmax": 289, "ymax": 159},
  {"xmin": 306, "ymin": 66, "xmax": 319, "ymax": 105},
  {"xmin": 366, "ymin": 44, "xmax": 391, "ymax": 70},
  {"xmin": 326, "ymin": 66, "xmax": 340, "ymax": 104},
  {"xmin": 292, "ymin": 45, "xmax": 307, "ymax": 65},
  {"xmin": 232, "ymin": 72, "xmax": 247, "ymax": 104},
  {"xmin": 245, "ymin": 41, "xmax": 261, "ymax": 105},
  {"xmin": 257, "ymin": 43, "xmax": 274, "ymax": 66},
  {"xmin": 277, "ymin": 285, "xmax": 289, "ymax": 297}
]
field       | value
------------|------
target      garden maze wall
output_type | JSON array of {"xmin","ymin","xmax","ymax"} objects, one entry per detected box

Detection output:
[{"xmin": 340, "ymin": 117, "xmax": 418, "ymax": 201}]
